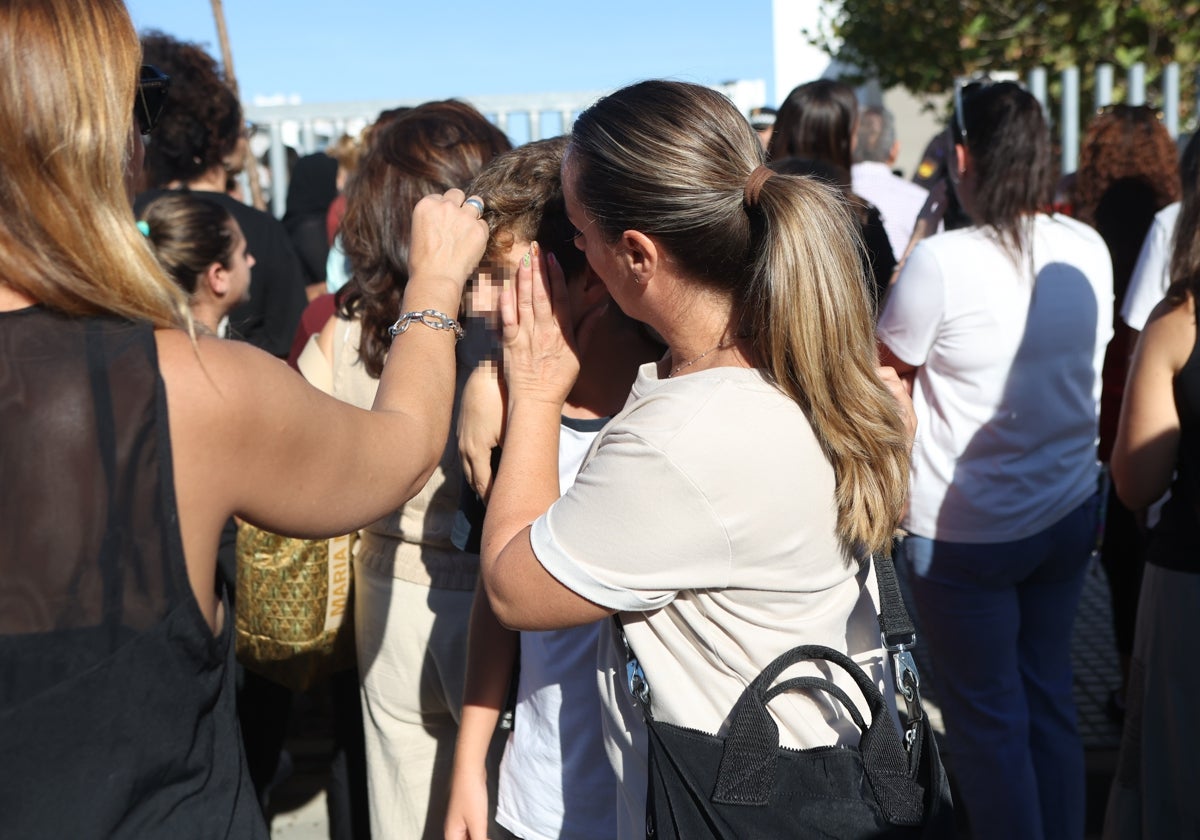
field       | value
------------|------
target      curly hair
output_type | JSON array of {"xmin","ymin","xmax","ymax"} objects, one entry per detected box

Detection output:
[
  {"xmin": 468, "ymin": 137, "xmax": 586, "ymax": 283},
  {"xmin": 336, "ymin": 100, "xmax": 511, "ymax": 378},
  {"xmin": 140, "ymin": 31, "xmax": 242, "ymax": 187},
  {"xmin": 1073, "ymin": 105, "xmax": 1180, "ymax": 300}
]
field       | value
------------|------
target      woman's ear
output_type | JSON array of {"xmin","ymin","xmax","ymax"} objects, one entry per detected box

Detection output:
[
  {"xmin": 619, "ymin": 229, "xmax": 658, "ymax": 285},
  {"xmin": 203, "ymin": 261, "xmax": 229, "ymax": 298},
  {"xmin": 955, "ymin": 143, "xmax": 968, "ymax": 177}
]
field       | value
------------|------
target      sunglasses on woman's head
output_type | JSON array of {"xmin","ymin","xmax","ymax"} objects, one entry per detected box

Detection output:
[
  {"xmin": 952, "ymin": 77, "xmax": 994, "ymax": 149},
  {"xmin": 135, "ymin": 65, "xmax": 170, "ymax": 136}
]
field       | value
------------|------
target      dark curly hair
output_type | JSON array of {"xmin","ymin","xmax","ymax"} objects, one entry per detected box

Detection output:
[
  {"xmin": 1073, "ymin": 105, "xmax": 1180, "ymax": 301},
  {"xmin": 140, "ymin": 31, "xmax": 242, "ymax": 187},
  {"xmin": 336, "ymin": 100, "xmax": 511, "ymax": 378}
]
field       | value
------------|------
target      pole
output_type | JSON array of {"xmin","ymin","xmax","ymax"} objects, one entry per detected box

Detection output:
[{"xmin": 210, "ymin": 0, "xmax": 267, "ymax": 212}]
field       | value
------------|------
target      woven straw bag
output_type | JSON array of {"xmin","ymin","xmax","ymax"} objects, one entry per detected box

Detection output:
[{"xmin": 234, "ymin": 522, "xmax": 358, "ymax": 692}]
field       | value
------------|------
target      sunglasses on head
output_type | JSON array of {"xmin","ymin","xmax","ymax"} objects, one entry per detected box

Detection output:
[
  {"xmin": 952, "ymin": 76, "xmax": 994, "ymax": 148},
  {"xmin": 135, "ymin": 65, "xmax": 170, "ymax": 135}
]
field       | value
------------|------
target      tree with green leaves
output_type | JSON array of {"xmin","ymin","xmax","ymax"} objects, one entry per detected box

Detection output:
[{"xmin": 814, "ymin": 0, "xmax": 1198, "ymax": 106}]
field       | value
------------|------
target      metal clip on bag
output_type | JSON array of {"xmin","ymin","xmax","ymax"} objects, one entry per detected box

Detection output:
[{"xmin": 619, "ymin": 553, "xmax": 956, "ymax": 839}]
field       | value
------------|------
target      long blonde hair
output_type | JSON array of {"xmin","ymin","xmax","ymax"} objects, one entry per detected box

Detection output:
[
  {"xmin": 0, "ymin": 0, "xmax": 188, "ymax": 328},
  {"xmin": 570, "ymin": 80, "xmax": 909, "ymax": 556}
]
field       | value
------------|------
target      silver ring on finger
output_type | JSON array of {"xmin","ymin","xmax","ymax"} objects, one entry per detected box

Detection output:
[{"xmin": 463, "ymin": 196, "xmax": 485, "ymax": 218}]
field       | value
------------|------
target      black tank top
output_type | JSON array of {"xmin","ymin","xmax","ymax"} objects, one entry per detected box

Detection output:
[
  {"xmin": 0, "ymin": 307, "xmax": 267, "ymax": 839},
  {"xmin": 1146, "ymin": 314, "xmax": 1200, "ymax": 572}
]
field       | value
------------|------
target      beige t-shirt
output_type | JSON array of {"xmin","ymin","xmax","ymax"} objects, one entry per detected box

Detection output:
[{"xmin": 529, "ymin": 363, "xmax": 892, "ymax": 837}]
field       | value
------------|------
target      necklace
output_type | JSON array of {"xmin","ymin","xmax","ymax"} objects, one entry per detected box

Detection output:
[{"xmin": 668, "ymin": 339, "xmax": 734, "ymax": 378}]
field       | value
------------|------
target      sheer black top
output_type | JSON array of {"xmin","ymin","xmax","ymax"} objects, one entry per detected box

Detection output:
[{"xmin": 0, "ymin": 307, "xmax": 266, "ymax": 838}]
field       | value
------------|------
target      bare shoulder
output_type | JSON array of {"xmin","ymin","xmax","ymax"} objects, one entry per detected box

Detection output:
[
  {"xmin": 153, "ymin": 330, "xmax": 313, "ymax": 471},
  {"xmin": 1141, "ymin": 294, "xmax": 1197, "ymax": 375},
  {"xmin": 155, "ymin": 330, "xmax": 297, "ymax": 415}
]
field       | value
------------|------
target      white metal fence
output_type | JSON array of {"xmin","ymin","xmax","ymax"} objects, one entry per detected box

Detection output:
[
  {"xmin": 244, "ymin": 80, "xmax": 767, "ymax": 217},
  {"xmin": 1026, "ymin": 61, "xmax": 1193, "ymax": 173}
]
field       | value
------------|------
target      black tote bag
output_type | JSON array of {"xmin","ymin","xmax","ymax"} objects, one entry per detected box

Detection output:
[{"xmin": 620, "ymin": 554, "xmax": 956, "ymax": 839}]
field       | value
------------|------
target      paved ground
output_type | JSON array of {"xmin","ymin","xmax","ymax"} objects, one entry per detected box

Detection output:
[{"xmin": 270, "ymin": 553, "xmax": 1125, "ymax": 839}]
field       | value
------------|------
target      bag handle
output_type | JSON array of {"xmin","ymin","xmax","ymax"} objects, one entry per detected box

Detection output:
[{"xmin": 711, "ymin": 643, "xmax": 925, "ymax": 825}]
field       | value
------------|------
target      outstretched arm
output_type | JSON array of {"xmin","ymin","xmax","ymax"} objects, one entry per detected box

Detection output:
[{"xmin": 164, "ymin": 189, "xmax": 488, "ymax": 627}]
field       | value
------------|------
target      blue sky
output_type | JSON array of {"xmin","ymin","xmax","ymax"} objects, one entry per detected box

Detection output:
[{"xmin": 125, "ymin": 1, "xmax": 778, "ymax": 105}]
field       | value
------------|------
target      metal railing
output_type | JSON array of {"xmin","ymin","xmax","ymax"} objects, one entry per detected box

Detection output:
[
  {"xmin": 244, "ymin": 79, "xmax": 767, "ymax": 217},
  {"xmin": 1026, "ymin": 61, "xmax": 1193, "ymax": 173}
]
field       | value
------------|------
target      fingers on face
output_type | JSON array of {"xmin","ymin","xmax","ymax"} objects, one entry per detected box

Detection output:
[
  {"xmin": 529, "ymin": 242, "xmax": 553, "ymax": 319},
  {"xmin": 499, "ymin": 263, "xmax": 518, "ymax": 338}
]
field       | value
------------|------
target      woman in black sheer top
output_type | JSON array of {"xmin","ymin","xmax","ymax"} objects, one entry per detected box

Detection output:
[{"xmin": 0, "ymin": 1, "xmax": 488, "ymax": 836}]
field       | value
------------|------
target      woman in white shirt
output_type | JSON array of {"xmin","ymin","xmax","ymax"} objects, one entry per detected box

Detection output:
[
  {"xmin": 877, "ymin": 81, "xmax": 1112, "ymax": 840},
  {"xmin": 442, "ymin": 80, "xmax": 911, "ymax": 838}
]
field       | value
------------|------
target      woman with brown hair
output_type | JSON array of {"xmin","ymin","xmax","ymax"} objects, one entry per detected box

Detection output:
[
  {"xmin": 0, "ymin": 1, "xmax": 488, "ymax": 836},
  {"xmin": 1071, "ymin": 104, "xmax": 1181, "ymax": 722},
  {"xmin": 431, "ymin": 80, "xmax": 910, "ymax": 838},
  {"xmin": 297, "ymin": 99, "xmax": 511, "ymax": 840},
  {"xmin": 769, "ymin": 78, "xmax": 896, "ymax": 308},
  {"xmin": 138, "ymin": 193, "xmax": 255, "ymax": 334}
]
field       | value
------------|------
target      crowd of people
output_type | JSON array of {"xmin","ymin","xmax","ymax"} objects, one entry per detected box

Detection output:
[{"xmin": 2, "ymin": 1, "xmax": 1197, "ymax": 839}]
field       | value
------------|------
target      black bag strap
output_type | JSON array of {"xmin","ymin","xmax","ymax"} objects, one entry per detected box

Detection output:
[
  {"xmin": 873, "ymin": 550, "xmax": 916, "ymax": 648},
  {"xmin": 871, "ymin": 551, "xmax": 925, "ymax": 731}
]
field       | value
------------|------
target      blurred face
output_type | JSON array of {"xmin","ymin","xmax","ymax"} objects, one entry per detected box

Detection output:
[
  {"xmin": 468, "ymin": 235, "xmax": 594, "ymax": 330},
  {"xmin": 222, "ymin": 223, "xmax": 254, "ymax": 304}
]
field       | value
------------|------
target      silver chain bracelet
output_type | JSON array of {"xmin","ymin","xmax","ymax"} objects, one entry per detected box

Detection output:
[{"xmin": 387, "ymin": 309, "xmax": 464, "ymax": 341}]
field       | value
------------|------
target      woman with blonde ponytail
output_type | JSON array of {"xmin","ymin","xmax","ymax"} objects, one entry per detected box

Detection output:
[
  {"xmin": 432, "ymin": 80, "xmax": 911, "ymax": 837},
  {"xmin": 0, "ymin": 1, "xmax": 489, "ymax": 836}
]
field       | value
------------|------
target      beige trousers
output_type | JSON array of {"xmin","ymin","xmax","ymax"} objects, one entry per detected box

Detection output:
[{"xmin": 355, "ymin": 561, "xmax": 502, "ymax": 840}]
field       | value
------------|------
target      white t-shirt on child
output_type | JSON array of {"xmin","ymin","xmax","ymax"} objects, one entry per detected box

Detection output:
[{"xmin": 495, "ymin": 416, "xmax": 615, "ymax": 840}]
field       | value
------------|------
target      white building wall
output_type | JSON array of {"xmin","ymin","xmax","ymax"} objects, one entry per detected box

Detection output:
[{"xmin": 772, "ymin": 0, "xmax": 832, "ymax": 105}]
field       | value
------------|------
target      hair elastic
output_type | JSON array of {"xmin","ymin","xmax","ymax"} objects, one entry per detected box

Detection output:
[
  {"xmin": 136, "ymin": 220, "xmax": 151, "ymax": 237},
  {"xmin": 743, "ymin": 165, "xmax": 774, "ymax": 208}
]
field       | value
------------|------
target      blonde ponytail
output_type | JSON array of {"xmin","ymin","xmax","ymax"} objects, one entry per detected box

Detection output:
[{"xmin": 750, "ymin": 174, "xmax": 909, "ymax": 556}]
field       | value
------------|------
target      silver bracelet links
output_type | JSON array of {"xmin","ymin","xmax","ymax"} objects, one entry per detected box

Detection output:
[{"xmin": 387, "ymin": 309, "xmax": 464, "ymax": 341}]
